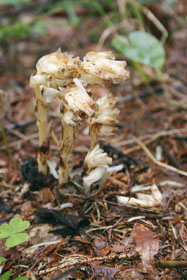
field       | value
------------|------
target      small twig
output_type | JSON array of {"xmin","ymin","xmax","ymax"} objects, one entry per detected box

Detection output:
[
  {"xmin": 118, "ymin": 87, "xmax": 163, "ymax": 104},
  {"xmin": 133, "ymin": 136, "xmax": 187, "ymax": 177},
  {"xmin": 0, "ymin": 133, "xmax": 38, "ymax": 150},
  {"xmin": 124, "ymin": 136, "xmax": 159, "ymax": 154},
  {"xmin": 96, "ymin": 19, "xmax": 128, "ymax": 50},
  {"xmin": 113, "ymin": 127, "xmax": 187, "ymax": 147},
  {"xmin": 156, "ymin": 260, "xmax": 187, "ymax": 268},
  {"xmin": 142, "ymin": 7, "xmax": 168, "ymax": 44},
  {"xmin": 39, "ymin": 252, "xmax": 131, "ymax": 275},
  {"xmin": 5, "ymin": 115, "xmax": 36, "ymax": 129}
]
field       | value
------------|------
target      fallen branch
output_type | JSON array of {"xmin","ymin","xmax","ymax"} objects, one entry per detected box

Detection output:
[{"xmin": 133, "ymin": 136, "xmax": 187, "ymax": 177}]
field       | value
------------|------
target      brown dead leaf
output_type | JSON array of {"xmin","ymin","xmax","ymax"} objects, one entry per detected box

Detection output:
[
  {"xmin": 111, "ymin": 243, "xmax": 126, "ymax": 253},
  {"xmin": 91, "ymin": 263, "xmax": 118, "ymax": 280},
  {"xmin": 38, "ymin": 187, "xmax": 55, "ymax": 204},
  {"xmin": 132, "ymin": 223, "xmax": 159, "ymax": 272},
  {"xmin": 93, "ymin": 238, "xmax": 110, "ymax": 256},
  {"xmin": 119, "ymin": 268, "xmax": 144, "ymax": 280}
]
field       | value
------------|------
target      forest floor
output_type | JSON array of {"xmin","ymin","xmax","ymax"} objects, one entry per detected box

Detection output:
[{"xmin": 0, "ymin": 1, "xmax": 186, "ymax": 279}]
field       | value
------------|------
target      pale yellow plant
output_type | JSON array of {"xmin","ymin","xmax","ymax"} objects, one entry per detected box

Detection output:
[
  {"xmin": 30, "ymin": 49, "xmax": 129, "ymax": 192},
  {"xmin": 30, "ymin": 49, "xmax": 80, "ymax": 174}
]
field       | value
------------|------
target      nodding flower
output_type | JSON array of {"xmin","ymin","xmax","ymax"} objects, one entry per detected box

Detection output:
[
  {"xmin": 80, "ymin": 51, "xmax": 129, "ymax": 85},
  {"xmin": 93, "ymin": 94, "xmax": 119, "ymax": 125},
  {"xmin": 88, "ymin": 94, "xmax": 119, "ymax": 148},
  {"xmin": 63, "ymin": 78, "xmax": 95, "ymax": 120},
  {"xmin": 36, "ymin": 48, "xmax": 80, "ymax": 81},
  {"xmin": 30, "ymin": 49, "xmax": 81, "ymax": 103},
  {"xmin": 83, "ymin": 145, "xmax": 112, "ymax": 192}
]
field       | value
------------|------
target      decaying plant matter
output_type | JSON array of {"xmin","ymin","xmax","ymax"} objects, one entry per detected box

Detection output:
[{"xmin": 30, "ymin": 49, "xmax": 129, "ymax": 189}]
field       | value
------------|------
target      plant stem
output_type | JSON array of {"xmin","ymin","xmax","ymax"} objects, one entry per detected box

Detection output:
[
  {"xmin": 132, "ymin": 60, "xmax": 150, "ymax": 82},
  {"xmin": 132, "ymin": 60, "xmax": 153, "ymax": 93},
  {"xmin": 155, "ymin": 67, "xmax": 164, "ymax": 82},
  {"xmin": 90, "ymin": 123, "xmax": 97, "ymax": 149},
  {"xmin": 34, "ymin": 85, "xmax": 48, "ymax": 174},
  {"xmin": 0, "ymin": 121, "xmax": 16, "ymax": 168},
  {"xmin": 58, "ymin": 111, "xmax": 74, "ymax": 187}
]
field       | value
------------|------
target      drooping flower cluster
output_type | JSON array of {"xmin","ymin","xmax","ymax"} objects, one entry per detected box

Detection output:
[
  {"xmin": 83, "ymin": 145, "xmax": 112, "ymax": 193},
  {"xmin": 80, "ymin": 51, "xmax": 129, "ymax": 85},
  {"xmin": 30, "ymin": 49, "xmax": 129, "ymax": 189},
  {"xmin": 30, "ymin": 49, "xmax": 81, "ymax": 104},
  {"xmin": 88, "ymin": 94, "xmax": 120, "ymax": 148}
]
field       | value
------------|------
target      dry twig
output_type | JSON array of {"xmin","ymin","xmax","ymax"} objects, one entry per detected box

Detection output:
[
  {"xmin": 39, "ymin": 253, "xmax": 131, "ymax": 276},
  {"xmin": 133, "ymin": 136, "xmax": 187, "ymax": 177}
]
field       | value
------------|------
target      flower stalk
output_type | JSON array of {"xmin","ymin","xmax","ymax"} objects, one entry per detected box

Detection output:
[
  {"xmin": 58, "ymin": 78, "xmax": 94, "ymax": 186},
  {"xmin": 34, "ymin": 85, "xmax": 48, "ymax": 174},
  {"xmin": 58, "ymin": 108, "xmax": 75, "ymax": 186}
]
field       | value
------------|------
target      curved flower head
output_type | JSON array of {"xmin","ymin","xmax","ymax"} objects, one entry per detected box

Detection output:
[
  {"xmin": 84, "ymin": 145, "xmax": 112, "ymax": 170},
  {"xmin": 91, "ymin": 94, "xmax": 119, "ymax": 125},
  {"xmin": 83, "ymin": 145, "xmax": 112, "ymax": 190},
  {"xmin": 36, "ymin": 49, "xmax": 80, "ymax": 80},
  {"xmin": 98, "ymin": 125, "xmax": 117, "ymax": 137},
  {"xmin": 63, "ymin": 78, "xmax": 95, "ymax": 121},
  {"xmin": 83, "ymin": 166, "xmax": 107, "ymax": 189},
  {"xmin": 80, "ymin": 51, "xmax": 129, "ymax": 85},
  {"xmin": 30, "ymin": 49, "xmax": 81, "ymax": 99}
]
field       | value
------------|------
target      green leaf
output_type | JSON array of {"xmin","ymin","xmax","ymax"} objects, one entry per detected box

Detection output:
[
  {"xmin": 112, "ymin": 31, "xmax": 165, "ymax": 69},
  {"xmin": 0, "ymin": 271, "xmax": 12, "ymax": 280},
  {"xmin": 9, "ymin": 218, "xmax": 30, "ymax": 234},
  {"xmin": 0, "ymin": 224, "xmax": 12, "ymax": 239},
  {"xmin": 0, "ymin": 257, "xmax": 6, "ymax": 264},
  {"xmin": 5, "ymin": 233, "xmax": 29, "ymax": 248},
  {"xmin": 14, "ymin": 277, "xmax": 28, "ymax": 280}
]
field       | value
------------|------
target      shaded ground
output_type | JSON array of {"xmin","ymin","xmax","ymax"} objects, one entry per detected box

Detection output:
[{"xmin": 0, "ymin": 1, "xmax": 186, "ymax": 279}]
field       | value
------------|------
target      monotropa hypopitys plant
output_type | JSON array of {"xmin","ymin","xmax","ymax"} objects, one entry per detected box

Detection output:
[{"xmin": 30, "ymin": 49, "xmax": 129, "ymax": 191}]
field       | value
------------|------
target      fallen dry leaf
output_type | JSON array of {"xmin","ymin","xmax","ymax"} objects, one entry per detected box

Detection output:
[
  {"xmin": 91, "ymin": 263, "xmax": 118, "ymax": 280},
  {"xmin": 132, "ymin": 222, "xmax": 159, "ymax": 272},
  {"xmin": 119, "ymin": 268, "xmax": 144, "ymax": 280},
  {"xmin": 93, "ymin": 238, "xmax": 110, "ymax": 257}
]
